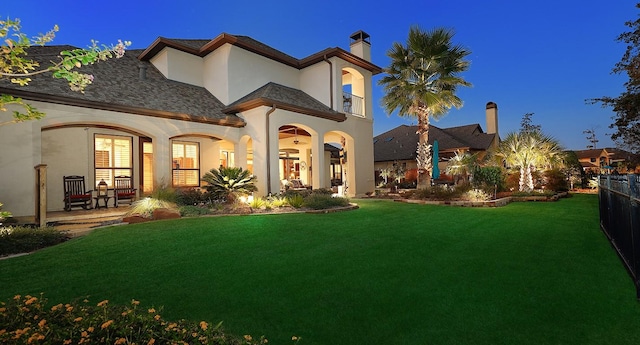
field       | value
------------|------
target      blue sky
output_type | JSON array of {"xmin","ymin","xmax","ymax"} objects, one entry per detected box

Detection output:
[{"xmin": 3, "ymin": 0, "xmax": 633, "ymax": 150}]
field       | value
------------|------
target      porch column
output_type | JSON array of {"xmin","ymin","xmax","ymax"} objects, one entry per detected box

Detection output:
[
  {"xmin": 155, "ymin": 134, "xmax": 171, "ymax": 189},
  {"xmin": 235, "ymin": 138, "xmax": 248, "ymax": 170},
  {"xmin": 267, "ymin": 123, "xmax": 280, "ymax": 195},
  {"xmin": 311, "ymin": 132, "xmax": 326, "ymax": 189}
]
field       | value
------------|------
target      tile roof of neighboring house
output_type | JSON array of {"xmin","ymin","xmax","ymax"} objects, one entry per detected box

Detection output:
[
  {"xmin": 0, "ymin": 46, "xmax": 245, "ymax": 127},
  {"xmin": 374, "ymin": 124, "xmax": 496, "ymax": 162},
  {"xmin": 139, "ymin": 33, "xmax": 382, "ymax": 74},
  {"xmin": 224, "ymin": 82, "xmax": 346, "ymax": 122}
]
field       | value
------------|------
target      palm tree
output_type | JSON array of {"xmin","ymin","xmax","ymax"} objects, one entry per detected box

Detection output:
[
  {"xmin": 445, "ymin": 150, "xmax": 476, "ymax": 184},
  {"xmin": 378, "ymin": 26, "xmax": 472, "ymax": 187},
  {"xmin": 493, "ymin": 132, "xmax": 565, "ymax": 192}
]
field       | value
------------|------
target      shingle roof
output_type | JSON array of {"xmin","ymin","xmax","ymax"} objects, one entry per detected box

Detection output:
[
  {"xmin": 224, "ymin": 82, "xmax": 346, "ymax": 122},
  {"xmin": 373, "ymin": 124, "xmax": 496, "ymax": 162},
  {"xmin": 574, "ymin": 149, "xmax": 608, "ymax": 159},
  {"xmin": 574, "ymin": 147, "xmax": 639, "ymax": 161},
  {"xmin": 0, "ymin": 46, "xmax": 244, "ymax": 126}
]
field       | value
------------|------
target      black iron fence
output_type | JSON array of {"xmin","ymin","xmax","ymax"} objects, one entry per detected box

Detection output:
[{"xmin": 598, "ymin": 174, "xmax": 640, "ymax": 298}]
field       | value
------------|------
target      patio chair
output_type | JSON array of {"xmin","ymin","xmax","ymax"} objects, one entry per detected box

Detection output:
[
  {"xmin": 63, "ymin": 175, "xmax": 93, "ymax": 211},
  {"xmin": 289, "ymin": 179, "xmax": 309, "ymax": 191},
  {"xmin": 114, "ymin": 175, "xmax": 137, "ymax": 207}
]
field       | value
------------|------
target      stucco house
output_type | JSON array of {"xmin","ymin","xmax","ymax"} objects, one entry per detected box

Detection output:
[
  {"xmin": 373, "ymin": 102, "xmax": 500, "ymax": 183},
  {"xmin": 574, "ymin": 148, "xmax": 640, "ymax": 175},
  {"xmin": 0, "ymin": 31, "xmax": 381, "ymax": 218}
]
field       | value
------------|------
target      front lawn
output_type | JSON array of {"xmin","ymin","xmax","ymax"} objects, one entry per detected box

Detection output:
[{"xmin": 1, "ymin": 194, "xmax": 639, "ymax": 344}]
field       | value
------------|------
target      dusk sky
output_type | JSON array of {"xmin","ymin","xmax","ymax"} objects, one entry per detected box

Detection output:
[{"xmin": 3, "ymin": 0, "xmax": 633, "ymax": 150}]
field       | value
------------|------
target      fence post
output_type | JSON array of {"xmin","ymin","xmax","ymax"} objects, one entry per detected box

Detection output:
[{"xmin": 629, "ymin": 175, "xmax": 640, "ymax": 299}]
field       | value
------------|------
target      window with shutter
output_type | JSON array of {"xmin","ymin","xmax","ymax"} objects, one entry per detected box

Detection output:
[
  {"xmin": 94, "ymin": 135, "xmax": 133, "ymax": 187},
  {"xmin": 172, "ymin": 141, "xmax": 200, "ymax": 187}
]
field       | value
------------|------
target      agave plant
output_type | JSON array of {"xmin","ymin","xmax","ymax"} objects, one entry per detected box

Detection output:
[{"xmin": 201, "ymin": 167, "xmax": 257, "ymax": 204}]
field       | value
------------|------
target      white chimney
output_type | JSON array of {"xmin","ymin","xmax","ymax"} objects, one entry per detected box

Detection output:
[{"xmin": 349, "ymin": 31, "xmax": 371, "ymax": 61}]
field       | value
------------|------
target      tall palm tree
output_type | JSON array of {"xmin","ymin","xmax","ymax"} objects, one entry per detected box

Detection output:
[
  {"xmin": 378, "ymin": 26, "xmax": 472, "ymax": 187},
  {"xmin": 493, "ymin": 131, "xmax": 565, "ymax": 192}
]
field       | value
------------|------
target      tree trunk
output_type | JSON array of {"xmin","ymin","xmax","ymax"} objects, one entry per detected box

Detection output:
[{"xmin": 416, "ymin": 113, "xmax": 432, "ymax": 189}]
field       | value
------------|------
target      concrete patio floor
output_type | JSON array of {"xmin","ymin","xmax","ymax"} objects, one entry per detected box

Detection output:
[{"xmin": 13, "ymin": 206, "xmax": 131, "ymax": 237}]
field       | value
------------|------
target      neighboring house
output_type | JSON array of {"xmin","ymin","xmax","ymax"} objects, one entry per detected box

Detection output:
[
  {"xmin": 373, "ymin": 102, "xmax": 500, "ymax": 182},
  {"xmin": 0, "ymin": 31, "xmax": 381, "ymax": 217},
  {"xmin": 574, "ymin": 148, "xmax": 640, "ymax": 175}
]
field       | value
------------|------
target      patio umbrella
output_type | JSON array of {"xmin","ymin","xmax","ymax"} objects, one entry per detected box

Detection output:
[{"xmin": 432, "ymin": 140, "xmax": 440, "ymax": 179}]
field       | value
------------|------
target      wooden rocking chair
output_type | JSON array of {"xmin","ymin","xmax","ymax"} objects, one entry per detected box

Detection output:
[
  {"xmin": 114, "ymin": 175, "xmax": 137, "ymax": 207},
  {"xmin": 63, "ymin": 175, "xmax": 93, "ymax": 211}
]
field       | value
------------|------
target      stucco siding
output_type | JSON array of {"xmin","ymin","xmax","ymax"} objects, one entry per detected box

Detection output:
[
  {"xmin": 226, "ymin": 45, "xmax": 299, "ymax": 104},
  {"xmin": 151, "ymin": 47, "xmax": 204, "ymax": 87},
  {"xmin": 300, "ymin": 62, "xmax": 331, "ymax": 108},
  {"xmin": 0, "ymin": 116, "xmax": 41, "ymax": 217},
  {"xmin": 203, "ymin": 44, "xmax": 231, "ymax": 104}
]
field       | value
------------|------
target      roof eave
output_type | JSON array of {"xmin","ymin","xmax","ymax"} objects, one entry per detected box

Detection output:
[
  {"xmin": 0, "ymin": 87, "xmax": 246, "ymax": 128},
  {"xmin": 138, "ymin": 37, "xmax": 201, "ymax": 61},
  {"xmin": 139, "ymin": 36, "xmax": 382, "ymax": 74},
  {"xmin": 301, "ymin": 47, "xmax": 383, "ymax": 75},
  {"xmin": 223, "ymin": 98, "xmax": 346, "ymax": 122}
]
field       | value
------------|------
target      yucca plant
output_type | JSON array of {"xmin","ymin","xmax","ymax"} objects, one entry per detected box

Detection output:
[{"xmin": 201, "ymin": 167, "xmax": 257, "ymax": 204}]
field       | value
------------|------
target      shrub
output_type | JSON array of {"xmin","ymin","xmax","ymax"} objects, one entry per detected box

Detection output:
[
  {"xmin": 311, "ymin": 188, "xmax": 333, "ymax": 195},
  {"xmin": 249, "ymin": 197, "xmax": 266, "ymax": 209},
  {"xmin": 201, "ymin": 167, "xmax": 257, "ymax": 204},
  {"xmin": 544, "ymin": 168, "xmax": 569, "ymax": 192},
  {"xmin": 462, "ymin": 189, "xmax": 491, "ymax": 202},
  {"xmin": 282, "ymin": 189, "xmax": 311, "ymax": 199},
  {"xmin": 150, "ymin": 182, "xmax": 177, "ymax": 203},
  {"xmin": 303, "ymin": 193, "xmax": 350, "ymax": 210},
  {"xmin": 0, "ymin": 202, "xmax": 12, "ymax": 224},
  {"xmin": 0, "ymin": 294, "xmax": 268, "ymax": 344},
  {"xmin": 175, "ymin": 188, "xmax": 207, "ymax": 206},
  {"xmin": 267, "ymin": 195, "xmax": 288, "ymax": 208},
  {"xmin": 179, "ymin": 205, "xmax": 211, "ymax": 217},
  {"xmin": 412, "ymin": 184, "xmax": 468, "ymax": 201},
  {"xmin": 286, "ymin": 194, "xmax": 305, "ymax": 208},
  {"xmin": 511, "ymin": 190, "xmax": 556, "ymax": 197},
  {"xmin": 472, "ymin": 166, "xmax": 505, "ymax": 192},
  {"xmin": 0, "ymin": 226, "xmax": 69, "ymax": 257}
]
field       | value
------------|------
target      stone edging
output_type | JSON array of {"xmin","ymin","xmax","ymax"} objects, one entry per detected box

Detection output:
[
  {"xmin": 304, "ymin": 203, "xmax": 359, "ymax": 214},
  {"xmin": 394, "ymin": 197, "xmax": 512, "ymax": 207}
]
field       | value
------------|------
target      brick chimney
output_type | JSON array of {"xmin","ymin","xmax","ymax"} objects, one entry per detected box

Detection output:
[{"xmin": 349, "ymin": 31, "xmax": 371, "ymax": 61}]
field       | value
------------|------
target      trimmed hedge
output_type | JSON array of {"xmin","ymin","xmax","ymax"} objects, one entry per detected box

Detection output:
[{"xmin": 0, "ymin": 226, "xmax": 69, "ymax": 257}]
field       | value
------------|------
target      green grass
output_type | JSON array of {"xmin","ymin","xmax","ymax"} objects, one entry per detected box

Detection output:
[{"xmin": 1, "ymin": 194, "xmax": 640, "ymax": 344}]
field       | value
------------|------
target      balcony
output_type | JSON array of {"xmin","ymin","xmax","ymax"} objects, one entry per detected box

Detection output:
[{"xmin": 342, "ymin": 91, "xmax": 364, "ymax": 117}]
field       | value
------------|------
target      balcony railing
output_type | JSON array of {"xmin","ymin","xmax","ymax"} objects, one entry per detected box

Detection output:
[{"xmin": 342, "ymin": 91, "xmax": 364, "ymax": 117}]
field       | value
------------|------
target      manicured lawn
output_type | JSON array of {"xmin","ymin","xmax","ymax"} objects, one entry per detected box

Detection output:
[{"xmin": 1, "ymin": 194, "xmax": 639, "ymax": 344}]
